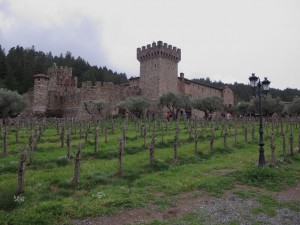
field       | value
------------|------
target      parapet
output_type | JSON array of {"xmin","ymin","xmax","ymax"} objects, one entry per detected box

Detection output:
[
  {"xmin": 81, "ymin": 81, "xmax": 115, "ymax": 88},
  {"xmin": 137, "ymin": 41, "xmax": 181, "ymax": 63},
  {"xmin": 33, "ymin": 74, "xmax": 49, "ymax": 80},
  {"xmin": 47, "ymin": 66, "xmax": 73, "ymax": 77}
]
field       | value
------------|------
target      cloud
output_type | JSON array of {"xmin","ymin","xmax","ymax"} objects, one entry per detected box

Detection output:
[
  {"xmin": 0, "ymin": 0, "xmax": 110, "ymax": 67},
  {"xmin": 1, "ymin": 0, "xmax": 300, "ymax": 89}
]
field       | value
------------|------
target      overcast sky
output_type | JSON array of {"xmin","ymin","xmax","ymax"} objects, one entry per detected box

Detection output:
[{"xmin": 1, "ymin": 0, "xmax": 300, "ymax": 90}]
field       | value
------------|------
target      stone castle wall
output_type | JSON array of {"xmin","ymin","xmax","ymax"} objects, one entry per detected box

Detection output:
[
  {"xmin": 62, "ymin": 80, "xmax": 141, "ymax": 119},
  {"xmin": 26, "ymin": 41, "xmax": 235, "ymax": 119}
]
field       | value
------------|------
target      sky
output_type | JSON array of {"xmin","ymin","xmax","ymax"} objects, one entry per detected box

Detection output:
[{"xmin": 1, "ymin": 0, "xmax": 300, "ymax": 90}]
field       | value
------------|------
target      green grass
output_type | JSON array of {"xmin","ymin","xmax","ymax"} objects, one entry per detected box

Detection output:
[{"xmin": 0, "ymin": 118, "xmax": 300, "ymax": 224}]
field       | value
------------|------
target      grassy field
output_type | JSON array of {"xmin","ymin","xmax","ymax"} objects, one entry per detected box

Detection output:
[{"xmin": 0, "ymin": 117, "xmax": 299, "ymax": 224}]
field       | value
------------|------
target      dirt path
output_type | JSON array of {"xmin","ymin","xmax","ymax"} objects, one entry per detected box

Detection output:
[{"xmin": 74, "ymin": 180, "xmax": 300, "ymax": 225}]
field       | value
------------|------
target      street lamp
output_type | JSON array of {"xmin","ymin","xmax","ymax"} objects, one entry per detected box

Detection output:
[{"xmin": 249, "ymin": 73, "xmax": 271, "ymax": 166}]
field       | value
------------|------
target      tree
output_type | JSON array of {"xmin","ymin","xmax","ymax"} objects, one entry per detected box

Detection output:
[
  {"xmin": 83, "ymin": 100, "xmax": 107, "ymax": 121},
  {"xmin": 158, "ymin": 91, "xmax": 191, "ymax": 119},
  {"xmin": 118, "ymin": 96, "xmax": 149, "ymax": 118},
  {"xmin": 236, "ymin": 101, "xmax": 250, "ymax": 116},
  {"xmin": 192, "ymin": 96, "xmax": 224, "ymax": 118},
  {"xmin": 0, "ymin": 46, "xmax": 7, "ymax": 83},
  {"xmin": 288, "ymin": 97, "xmax": 300, "ymax": 116},
  {"xmin": 253, "ymin": 96, "xmax": 284, "ymax": 116},
  {"xmin": 0, "ymin": 88, "xmax": 27, "ymax": 120}
]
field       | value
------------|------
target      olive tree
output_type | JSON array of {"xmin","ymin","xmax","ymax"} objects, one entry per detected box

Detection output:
[
  {"xmin": 158, "ymin": 91, "xmax": 191, "ymax": 119},
  {"xmin": 192, "ymin": 95, "xmax": 224, "ymax": 118},
  {"xmin": 84, "ymin": 100, "xmax": 107, "ymax": 121},
  {"xmin": 253, "ymin": 96, "xmax": 284, "ymax": 116},
  {"xmin": 0, "ymin": 88, "xmax": 27, "ymax": 120},
  {"xmin": 236, "ymin": 101, "xmax": 250, "ymax": 116},
  {"xmin": 288, "ymin": 97, "xmax": 300, "ymax": 116},
  {"xmin": 118, "ymin": 96, "xmax": 149, "ymax": 118}
]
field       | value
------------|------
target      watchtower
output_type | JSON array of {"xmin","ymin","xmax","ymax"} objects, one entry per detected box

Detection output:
[
  {"xmin": 32, "ymin": 74, "xmax": 49, "ymax": 116},
  {"xmin": 137, "ymin": 41, "xmax": 181, "ymax": 100}
]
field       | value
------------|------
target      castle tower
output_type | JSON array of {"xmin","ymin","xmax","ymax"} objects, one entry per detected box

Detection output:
[
  {"xmin": 137, "ymin": 41, "xmax": 181, "ymax": 100},
  {"xmin": 32, "ymin": 74, "xmax": 49, "ymax": 116}
]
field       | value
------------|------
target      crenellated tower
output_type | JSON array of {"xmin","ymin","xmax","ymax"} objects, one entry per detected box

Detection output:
[
  {"xmin": 137, "ymin": 41, "xmax": 181, "ymax": 100},
  {"xmin": 32, "ymin": 74, "xmax": 49, "ymax": 116}
]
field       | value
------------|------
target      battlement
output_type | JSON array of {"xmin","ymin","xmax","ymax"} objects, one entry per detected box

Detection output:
[
  {"xmin": 47, "ymin": 66, "xmax": 73, "ymax": 77},
  {"xmin": 137, "ymin": 41, "xmax": 181, "ymax": 63},
  {"xmin": 81, "ymin": 81, "xmax": 115, "ymax": 88}
]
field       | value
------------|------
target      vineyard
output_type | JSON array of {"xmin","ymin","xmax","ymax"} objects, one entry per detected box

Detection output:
[{"xmin": 0, "ymin": 116, "xmax": 300, "ymax": 224}]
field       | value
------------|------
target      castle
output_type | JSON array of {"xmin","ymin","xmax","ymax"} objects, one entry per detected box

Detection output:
[{"xmin": 25, "ymin": 41, "xmax": 234, "ymax": 118}]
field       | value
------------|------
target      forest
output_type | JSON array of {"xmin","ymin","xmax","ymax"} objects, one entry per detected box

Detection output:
[
  {"xmin": 0, "ymin": 45, "xmax": 299, "ymax": 102},
  {"xmin": 0, "ymin": 45, "xmax": 128, "ymax": 94}
]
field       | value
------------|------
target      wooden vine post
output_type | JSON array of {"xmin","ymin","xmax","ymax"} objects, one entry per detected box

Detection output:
[
  {"xmin": 174, "ymin": 129, "xmax": 179, "ymax": 161},
  {"xmin": 28, "ymin": 130, "xmax": 35, "ymax": 165},
  {"xmin": 210, "ymin": 127, "xmax": 215, "ymax": 154},
  {"xmin": 104, "ymin": 126, "xmax": 108, "ymax": 144},
  {"xmin": 194, "ymin": 128, "xmax": 198, "ymax": 155},
  {"xmin": 122, "ymin": 124, "xmax": 126, "ymax": 149},
  {"xmin": 143, "ymin": 127, "xmax": 147, "ymax": 148},
  {"xmin": 298, "ymin": 132, "xmax": 300, "ymax": 153},
  {"xmin": 3, "ymin": 126, "xmax": 7, "ymax": 155},
  {"xmin": 85, "ymin": 125, "xmax": 89, "ymax": 143},
  {"xmin": 149, "ymin": 133, "xmax": 156, "ymax": 163},
  {"xmin": 94, "ymin": 126, "xmax": 99, "ymax": 153},
  {"xmin": 223, "ymin": 126, "xmax": 228, "ymax": 148},
  {"xmin": 282, "ymin": 132, "xmax": 286, "ymax": 161},
  {"xmin": 17, "ymin": 145, "xmax": 27, "ymax": 195},
  {"xmin": 270, "ymin": 132, "xmax": 276, "ymax": 167},
  {"xmin": 161, "ymin": 128, "xmax": 164, "ymax": 143},
  {"xmin": 72, "ymin": 143, "xmax": 82, "ymax": 186},
  {"xmin": 244, "ymin": 127, "xmax": 248, "ymax": 144},
  {"xmin": 234, "ymin": 126, "xmax": 238, "ymax": 147},
  {"xmin": 118, "ymin": 138, "xmax": 123, "ymax": 174},
  {"xmin": 60, "ymin": 126, "xmax": 65, "ymax": 148},
  {"xmin": 289, "ymin": 132, "xmax": 294, "ymax": 156},
  {"xmin": 16, "ymin": 124, "xmax": 19, "ymax": 144},
  {"xmin": 66, "ymin": 128, "xmax": 71, "ymax": 160},
  {"xmin": 79, "ymin": 123, "xmax": 82, "ymax": 140},
  {"xmin": 251, "ymin": 126, "xmax": 255, "ymax": 142}
]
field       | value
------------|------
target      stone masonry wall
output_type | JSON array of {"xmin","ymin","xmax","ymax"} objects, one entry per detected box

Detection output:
[
  {"xmin": 137, "ymin": 41, "xmax": 181, "ymax": 100},
  {"xmin": 32, "ymin": 74, "xmax": 49, "ymax": 116},
  {"xmin": 64, "ymin": 81, "xmax": 141, "ymax": 119},
  {"xmin": 26, "ymin": 41, "xmax": 235, "ymax": 119},
  {"xmin": 178, "ymin": 76, "xmax": 223, "ymax": 99},
  {"xmin": 222, "ymin": 85, "xmax": 235, "ymax": 106}
]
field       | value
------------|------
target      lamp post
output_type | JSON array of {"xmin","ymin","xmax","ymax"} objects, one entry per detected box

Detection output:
[{"xmin": 249, "ymin": 73, "xmax": 271, "ymax": 166}]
